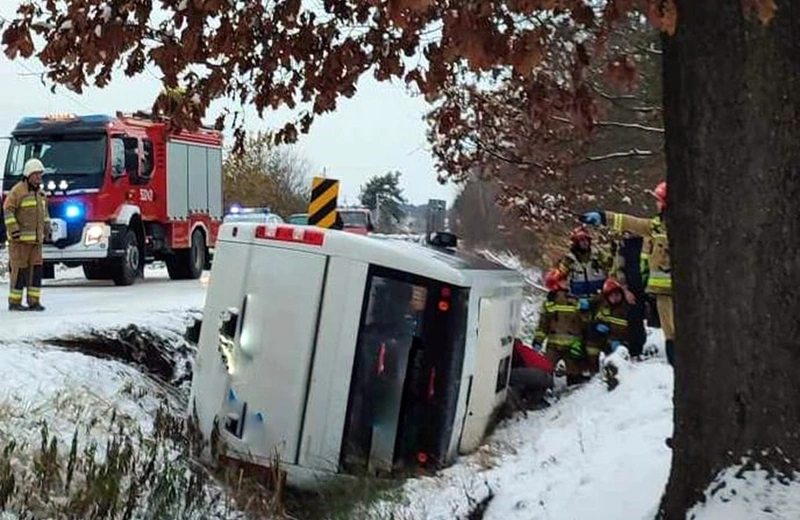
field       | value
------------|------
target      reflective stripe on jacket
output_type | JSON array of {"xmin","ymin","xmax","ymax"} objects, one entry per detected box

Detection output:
[
  {"xmin": 558, "ymin": 250, "xmax": 609, "ymax": 298},
  {"xmin": 3, "ymin": 181, "xmax": 50, "ymax": 244},
  {"xmin": 534, "ymin": 291, "xmax": 588, "ymax": 351},
  {"xmin": 606, "ymin": 211, "xmax": 670, "ymax": 296},
  {"xmin": 585, "ymin": 295, "xmax": 631, "ymax": 356}
]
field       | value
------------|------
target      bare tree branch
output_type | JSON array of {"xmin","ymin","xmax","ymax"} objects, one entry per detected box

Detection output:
[
  {"xmin": 641, "ymin": 43, "xmax": 663, "ymax": 55},
  {"xmin": 588, "ymin": 82, "xmax": 638, "ymax": 100},
  {"xmin": 551, "ymin": 115, "xmax": 664, "ymax": 133},
  {"xmin": 584, "ymin": 148, "xmax": 656, "ymax": 163},
  {"xmin": 595, "ymin": 120, "xmax": 664, "ymax": 133},
  {"xmin": 586, "ymin": 82, "xmax": 661, "ymax": 113},
  {"xmin": 473, "ymin": 137, "xmax": 544, "ymax": 168}
]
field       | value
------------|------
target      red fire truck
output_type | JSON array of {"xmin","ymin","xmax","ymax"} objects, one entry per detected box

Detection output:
[{"xmin": 1, "ymin": 111, "xmax": 223, "ymax": 285}]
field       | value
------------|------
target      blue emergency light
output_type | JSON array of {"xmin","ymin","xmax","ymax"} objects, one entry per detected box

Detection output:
[{"xmin": 64, "ymin": 203, "xmax": 83, "ymax": 220}]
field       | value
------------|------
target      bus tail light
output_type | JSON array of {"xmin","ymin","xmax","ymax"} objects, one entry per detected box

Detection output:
[
  {"xmin": 428, "ymin": 368, "xmax": 436, "ymax": 399},
  {"xmin": 255, "ymin": 224, "xmax": 325, "ymax": 246},
  {"xmin": 438, "ymin": 285, "xmax": 452, "ymax": 312}
]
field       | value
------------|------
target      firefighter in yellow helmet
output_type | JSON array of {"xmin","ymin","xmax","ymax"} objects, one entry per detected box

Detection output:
[
  {"xmin": 579, "ymin": 181, "xmax": 673, "ymax": 365},
  {"xmin": 3, "ymin": 158, "xmax": 51, "ymax": 311}
]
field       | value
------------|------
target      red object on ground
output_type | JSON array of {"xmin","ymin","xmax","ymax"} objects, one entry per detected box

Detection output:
[{"xmin": 514, "ymin": 340, "xmax": 553, "ymax": 373}]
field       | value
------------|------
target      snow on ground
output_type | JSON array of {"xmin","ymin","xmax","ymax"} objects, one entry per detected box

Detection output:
[
  {"xmin": 0, "ymin": 341, "xmax": 172, "ymax": 448},
  {"xmin": 3, "ymin": 248, "xmax": 795, "ymax": 519},
  {"xmin": 364, "ymin": 329, "xmax": 673, "ymax": 520},
  {"xmin": 0, "ymin": 263, "xmax": 247, "ymax": 518},
  {"xmin": 0, "ymin": 247, "xmax": 7, "ymax": 282},
  {"xmin": 0, "ymin": 262, "xmax": 208, "ymax": 342},
  {"xmin": 689, "ymin": 462, "xmax": 800, "ymax": 520}
]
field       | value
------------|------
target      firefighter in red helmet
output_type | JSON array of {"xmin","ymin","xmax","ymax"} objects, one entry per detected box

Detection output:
[
  {"xmin": 533, "ymin": 268, "xmax": 588, "ymax": 385},
  {"xmin": 584, "ymin": 277, "xmax": 633, "ymax": 388},
  {"xmin": 580, "ymin": 180, "xmax": 674, "ymax": 366}
]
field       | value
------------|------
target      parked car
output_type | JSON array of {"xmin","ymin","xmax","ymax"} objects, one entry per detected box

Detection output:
[
  {"xmin": 285, "ymin": 209, "xmax": 374, "ymax": 235},
  {"xmin": 223, "ymin": 206, "xmax": 284, "ymax": 225},
  {"xmin": 286, "ymin": 213, "xmax": 309, "ymax": 225},
  {"xmin": 337, "ymin": 208, "xmax": 374, "ymax": 235}
]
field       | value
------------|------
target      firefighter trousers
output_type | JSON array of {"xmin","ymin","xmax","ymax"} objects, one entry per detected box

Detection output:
[
  {"xmin": 655, "ymin": 294, "xmax": 674, "ymax": 341},
  {"xmin": 8, "ymin": 242, "xmax": 44, "ymax": 306}
]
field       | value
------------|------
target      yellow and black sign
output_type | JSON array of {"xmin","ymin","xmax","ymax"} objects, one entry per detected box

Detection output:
[{"xmin": 308, "ymin": 176, "xmax": 340, "ymax": 228}]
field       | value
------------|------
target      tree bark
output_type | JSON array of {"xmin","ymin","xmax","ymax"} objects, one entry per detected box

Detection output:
[{"xmin": 659, "ymin": 1, "xmax": 800, "ymax": 518}]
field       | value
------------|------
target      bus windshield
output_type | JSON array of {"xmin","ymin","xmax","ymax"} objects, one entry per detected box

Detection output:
[{"xmin": 4, "ymin": 134, "xmax": 108, "ymax": 178}]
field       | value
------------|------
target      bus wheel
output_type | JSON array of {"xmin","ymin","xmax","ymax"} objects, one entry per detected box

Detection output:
[{"xmin": 112, "ymin": 230, "xmax": 140, "ymax": 286}]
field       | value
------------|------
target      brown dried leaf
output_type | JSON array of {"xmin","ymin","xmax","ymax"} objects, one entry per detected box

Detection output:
[
  {"xmin": 743, "ymin": 0, "xmax": 778, "ymax": 24},
  {"xmin": 645, "ymin": 0, "xmax": 678, "ymax": 35}
]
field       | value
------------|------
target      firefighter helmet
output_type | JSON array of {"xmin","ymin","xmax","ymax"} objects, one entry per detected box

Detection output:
[
  {"xmin": 544, "ymin": 269, "xmax": 567, "ymax": 292},
  {"xmin": 570, "ymin": 225, "xmax": 591, "ymax": 245},
  {"xmin": 23, "ymin": 158, "xmax": 45, "ymax": 178},
  {"xmin": 602, "ymin": 278, "xmax": 623, "ymax": 296},
  {"xmin": 653, "ymin": 181, "xmax": 667, "ymax": 209}
]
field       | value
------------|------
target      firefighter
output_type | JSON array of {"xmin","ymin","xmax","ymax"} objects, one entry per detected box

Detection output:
[
  {"xmin": 606, "ymin": 233, "xmax": 648, "ymax": 358},
  {"xmin": 585, "ymin": 278, "xmax": 631, "ymax": 376},
  {"xmin": 556, "ymin": 225, "xmax": 611, "ymax": 305},
  {"xmin": 534, "ymin": 269, "xmax": 587, "ymax": 386},
  {"xmin": 3, "ymin": 158, "xmax": 51, "ymax": 311},
  {"xmin": 579, "ymin": 181, "xmax": 673, "ymax": 365}
]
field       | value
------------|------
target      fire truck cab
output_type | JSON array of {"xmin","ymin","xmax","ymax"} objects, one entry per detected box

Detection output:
[
  {"xmin": 1, "ymin": 111, "xmax": 223, "ymax": 285},
  {"xmin": 188, "ymin": 222, "xmax": 524, "ymax": 487}
]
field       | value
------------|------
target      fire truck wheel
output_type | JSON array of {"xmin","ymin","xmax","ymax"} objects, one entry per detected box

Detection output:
[
  {"xmin": 189, "ymin": 229, "xmax": 206, "ymax": 279},
  {"xmin": 166, "ymin": 229, "xmax": 205, "ymax": 280},
  {"xmin": 83, "ymin": 263, "xmax": 113, "ymax": 280},
  {"xmin": 112, "ymin": 229, "xmax": 140, "ymax": 286}
]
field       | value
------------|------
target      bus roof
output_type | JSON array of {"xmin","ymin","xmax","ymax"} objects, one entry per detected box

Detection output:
[{"xmin": 218, "ymin": 223, "xmax": 523, "ymax": 287}]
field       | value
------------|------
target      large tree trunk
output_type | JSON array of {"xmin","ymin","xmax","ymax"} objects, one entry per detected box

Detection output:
[{"xmin": 659, "ymin": 1, "xmax": 800, "ymax": 518}]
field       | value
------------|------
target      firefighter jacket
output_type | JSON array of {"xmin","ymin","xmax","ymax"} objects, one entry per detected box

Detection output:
[
  {"xmin": 605, "ymin": 211, "xmax": 670, "ymax": 296},
  {"xmin": 3, "ymin": 181, "xmax": 51, "ymax": 244},
  {"xmin": 533, "ymin": 290, "xmax": 587, "ymax": 351},
  {"xmin": 557, "ymin": 247, "xmax": 611, "ymax": 299},
  {"xmin": 585, "ymin": 295, "xmax": 630, "ymax": 356}
]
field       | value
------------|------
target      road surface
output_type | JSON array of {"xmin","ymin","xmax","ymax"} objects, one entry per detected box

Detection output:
[{"xmin": 0, "ymin": 264, "xmax": 209, "ymax": 343}]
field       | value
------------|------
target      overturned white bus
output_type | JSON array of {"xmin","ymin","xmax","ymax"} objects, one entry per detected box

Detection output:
[{"xmin": 187, "ymin": 223, "xmax": 525, "ymax": 486}]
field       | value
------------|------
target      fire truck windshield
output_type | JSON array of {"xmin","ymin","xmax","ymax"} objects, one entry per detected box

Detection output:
[{"xmin": 4, "ymin": 134, "xmax": 107, "ymax": 178}]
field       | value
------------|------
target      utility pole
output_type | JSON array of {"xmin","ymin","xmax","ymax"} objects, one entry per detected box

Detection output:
[{"xmin": 426, "ymin": 199, "xmax": 446, "ymax": 236}]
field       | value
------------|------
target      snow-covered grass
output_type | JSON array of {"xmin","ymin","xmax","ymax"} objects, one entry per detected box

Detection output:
[
  {"xmin": 0, "ymin": 304, "xmax": 257, "ymax": 518},
  {"xmin": 0, "ymin": 265, "xmax": 259, "ymax": 519}
]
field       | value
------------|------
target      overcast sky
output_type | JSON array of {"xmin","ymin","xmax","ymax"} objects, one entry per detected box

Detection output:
[{"xmin": 0, "ymin": 11, "xmax": 458, "ymax": 206}]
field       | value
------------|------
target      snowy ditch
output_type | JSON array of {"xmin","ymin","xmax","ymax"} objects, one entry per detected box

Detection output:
[{"xmin": 0, "ymin": 310, "xmax": 260, "ymax": 519}]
